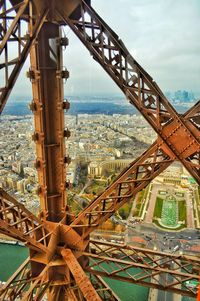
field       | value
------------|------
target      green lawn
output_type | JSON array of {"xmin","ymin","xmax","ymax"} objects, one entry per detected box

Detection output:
[
  {"xmin": 153, "ymin": 197, "xmax": 163, "ymax": 218},
  {"xmin": 178, "ymin": 200, "xmax": 186, "ymax": 222}
]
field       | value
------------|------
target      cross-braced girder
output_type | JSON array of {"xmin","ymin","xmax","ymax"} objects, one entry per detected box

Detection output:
[
  {"xmin": 0, "ymin": 188, "xmax": 51, "ymax": 252},
  {"xmin": 58, "ymin": 1, "xmax": 200, "ymax": 182},
  {"xmin": 69, "ymin": 142, "xmax": 174, "ymax": 240},
  {"xmin": 0, "ymin": 0, "xmax": 48, "ymax": 112},
  {"xmin": 85, "ymin": 240, "xmax": 200, "ymax": 298},
  {"xmin": 0, "ymin": 0, "xmax": 200, "ymax": 300}
]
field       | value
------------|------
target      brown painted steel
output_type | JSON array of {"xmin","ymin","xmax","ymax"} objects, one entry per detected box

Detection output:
[
  {"xmin": 0, "ymin": 2, "xmax": 48, "ymax": 113},
  {"xmin": 0, "ymin": 1, "xmax": 200, "ymax": 300},
  {"xmin": 85, "ymin": 240, "xmax": 200, "ymax": 298},
  {"xmin": 69, "ymin": 142, "xmax": 174, "ymax": 241},
  {"xmin": 62, "ymin": 249, "xmax": 102, "ymax": 301},
  {"xmin": 68, "ymin": 102, "xmax": 200, "ymax": 239},
  {"xmin": 30, "ymin": 20, "xmax": 68, "ymax": 222},
  {"xmin": 0, "ymin": 188, "xmax": 50, "ymax": 252},
  {"xmin": 59, "ymin": 1, "xmax": 200, "ymax": 182}
]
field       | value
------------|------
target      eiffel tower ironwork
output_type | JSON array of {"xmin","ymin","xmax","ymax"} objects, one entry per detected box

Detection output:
[{"xmin": 0, "ymin": 1, "xmax": 200, "ymax": 300}]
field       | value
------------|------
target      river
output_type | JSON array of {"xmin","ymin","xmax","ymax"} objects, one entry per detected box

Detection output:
[{"xmin": 0, "ymin": 243, "xmax": 195, "ymax": 301}]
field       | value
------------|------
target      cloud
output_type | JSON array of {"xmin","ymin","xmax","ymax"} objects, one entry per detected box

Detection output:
[
  {"xmin": 8, "ymin": 0, "xmax": 200, "ymax": 97},
  {"xmin": 90, "ymin": 0, "xmax": 200, "ymax": 94}
]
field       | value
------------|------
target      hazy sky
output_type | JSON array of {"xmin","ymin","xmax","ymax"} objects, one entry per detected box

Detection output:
[{"xmin": 12, "ymin": 0, "xmax": 200, "ymax": 97}]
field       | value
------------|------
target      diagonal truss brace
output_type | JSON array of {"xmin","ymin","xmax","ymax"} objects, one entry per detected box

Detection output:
[
  {"xmin": 0, "ymin": 0, "xmax": 29, "ymax": 53},
  {"xmin": 0, "ymin": 188, "xmax": 50, "ymax": 252},
  {"xmin": 69, "ymin": 142, "xmax": 173, "ymax": 240},
  {"xmin": 61, "ymin": 248, "xmax": 102, "ymax": 301},
  {"xmin": 89, "ymin": 274, "xmax": 121, "ymax": 301},
  {"xmin": 0, "ymin": 257, "xmax": 50, "ymax": 301},
  {"xmin": 83, "ymin": 240, "xmax": 200, "ymax": 298},
  {"xmin": 58, "ymin": 1, "xmax": 200, "ymax": 183},
  {"xmin": 0, "ymin": 3, "xmax": 49, "ymax": 113},
  {"xmin": 67, "ymin": 101, "xmax": 200, "ymax": 242}
]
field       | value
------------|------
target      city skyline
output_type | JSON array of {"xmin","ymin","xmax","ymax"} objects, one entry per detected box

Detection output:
[{"xmin": 8, "ymin": 0, "xmax": 200, "ymax": 99}]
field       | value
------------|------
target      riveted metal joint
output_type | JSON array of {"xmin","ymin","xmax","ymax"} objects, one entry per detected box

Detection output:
[
  {"xmin": 63, "ymin": 100, "xmax": 70, "ymax": 110},
  {"xmin": 64, "ymin": 156, "xmax": 71, "ymax": 165},
  {"xmin": 64, "ymin": 129, "xmax": 71, "ymax": 138},
  {"xmin": 36, "ymin": 186, "xmax": 42, "ymax": 195},
  {"xmin": 32, "ymin": 132, "xmax": 39, "ymax": 142},
  {"xmin": 61, "ymin": 69, "xmax": 69, "ymax": 79},
  {"xmin": 34, "ymin": 159, "xmax": 41, "ymax": 169},
  {"xmin": 60, "ymin": 37, "xmax": 69, "ymax": 47},
  {"xmin": 29, "ymin": 101, "xmax": 37, "ymax": 112},
  {"xmin": 26, "ymin": 69, "xmax": 35, "ymax": 81}
]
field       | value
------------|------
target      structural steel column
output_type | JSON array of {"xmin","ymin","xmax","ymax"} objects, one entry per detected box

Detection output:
[{"xmin": 30, "ymin": 22, "xmax": 68, "ymax": 222}]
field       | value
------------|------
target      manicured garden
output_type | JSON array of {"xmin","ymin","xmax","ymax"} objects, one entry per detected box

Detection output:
[{"xmin": 153, "ymin": 193, "xmax": 187, "ymax": 230}]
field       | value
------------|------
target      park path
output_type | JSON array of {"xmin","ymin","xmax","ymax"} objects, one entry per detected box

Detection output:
[
  {"xmin": 185, "ymin": 190, "xmax": 195, "ymax": 228},
  {"xmin": 144, "ymin": 184, "xmax": 162, "ymax": 223}
]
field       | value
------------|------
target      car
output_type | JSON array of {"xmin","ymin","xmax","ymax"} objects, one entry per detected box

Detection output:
[{"xmin": 173, "ymin": 245, "xmax": 180, "ymax": 252}]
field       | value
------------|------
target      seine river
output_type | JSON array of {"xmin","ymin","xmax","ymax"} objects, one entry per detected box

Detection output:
[
  {"xmin": 0, "ymin": 243, "xmax": 149, "ymax": 301},
  {"xmin": 0, "ymin": 243, "xmax": 196, "ymax": 301}
]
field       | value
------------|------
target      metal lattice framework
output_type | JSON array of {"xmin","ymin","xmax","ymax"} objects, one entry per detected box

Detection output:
[{"xmin": 0, "ymin": 0, "xmax": 200, "ymax": 300}]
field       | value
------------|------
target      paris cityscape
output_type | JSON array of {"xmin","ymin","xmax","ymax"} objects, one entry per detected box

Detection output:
[{"xmin": 0, "ymin": 93, "xmax": 199, "ymax": 300}]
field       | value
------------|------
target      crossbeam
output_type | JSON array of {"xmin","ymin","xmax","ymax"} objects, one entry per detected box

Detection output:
[
  {"xmin": 0, "ymin": 1, "xmax": 48, "ymax": 112},
  {"xmin": 58, "ymin": 1, "xmax": 200, "ymax": 183},
  {"xmin": 0, "ymin": 188, "xmax": 50, "ymax": 252},
  {"xmin": 70, "ymin": 142, "xmax": 173, "ymax": 240},
  {"xmin": 83, "ymin": 240, "xmax": 200, "ymax": 298}
]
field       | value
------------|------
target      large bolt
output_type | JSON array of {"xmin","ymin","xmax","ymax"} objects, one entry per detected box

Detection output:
[
  {"xmin": 32, "ymin": 132, "xmax": 39, "ymax": 142},
  {"xmin": 64, "ymin": 129, "xmax": 71, "ymax": 138},
  {"xmin": 34, "ymin": 160, "xmax": 41, "ymax": 169},
  {"xmin": 26, "ymin": 69, "xmax": 35, "ymax": 80},
  {"xmin": 63, "ymin": 100, "xmax": 70, "ymax": 110},
  {"xmin": 61, "ymin": 69, "xmax": 69, "ymax": 79},
  {"xmin": 29, "ymin": 101, "xmax": 37, "ymax": 112},
  {"xmin": 60, "ymin": 37, "xmax": 69, "ymax": 47},
  {"xmin": 64, "ymin": 156, "xmax": 71, "ymax": 165}
]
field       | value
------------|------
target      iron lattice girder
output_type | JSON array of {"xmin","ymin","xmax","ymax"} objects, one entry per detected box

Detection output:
[
  {"xmin": 0, "ymin": 0, "xmax": 48, "ymax": 113},
  {"xmin": 84, "ymin": 240, "xmax": 200, "ymax": 298},
  {"xmin": 89, "ymin": 275, "xmax": 121, "ymax": 301},
  {"xmin": 0, "ymin": 258, "xmax": 120, "ymax": 301},
  {"xmin": 57, "ymin": 1, "xmax": 200, "ymax": 182},
  {"xmin": 69, "ymin": 142, "xmax": 173, "ymax": 240},
  {"xmin": 0, "ymin": 1, "xmax": 200, "ymax": 300},
  {"xmin": 0, "ymin": 188, "xmax": 51, "ymax": 252},
  {"xmin": 1, "ymin": 237, "xmax": 199, "ymax": 300},
  {"xmin": 61, "ymin": 249, "xmax": 102, "ymax": 301},
  {"xmin": 0, "ymin": 258, "xmax": 51, "ymax": 301},
  {"xmin": 0, "ymin": 190, "xmax": 199, "ymax": 299},
  {"xmin": 29, "ymin": 20, "xmax": 69, "ymax": 222},
  {"xmin": 68, "ymin": 102, "xmax": 200, "ymax": 236}
]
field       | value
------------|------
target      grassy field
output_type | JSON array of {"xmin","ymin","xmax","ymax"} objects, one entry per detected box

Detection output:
[
  {"xmin": 153, "ymin": 197, "xmax": 163, "ymax": 218},
  {"xmin": 178, "ymin": 200, "xmax": 186, "ymax": 222}
]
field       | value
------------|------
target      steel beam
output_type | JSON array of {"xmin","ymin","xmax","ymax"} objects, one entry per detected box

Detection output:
[
  {"xmin": 30, "ymin": 20, "xmax": 68, "ymax": 222},
  {"xmin": 83, "ymin": 240, "xmax": 200, "ymax": 298},
  {"xmin": 58, "ymin": 2, "xmax": 200, "ymax": 183},
  {"xmin": 69, "ymin": 142, "xmax": 173, "ymax": 240},
  {"xmin": 62, "ymin": 249, "xmax": 102, "ymax": 301},
  {"xmin": 0, "ymin": 2, "xmax": 48, "ymax": 113},
  {"xmin": 0, "ymin": 188, "xmax": 50, "ymax": 252},
  {"xmin": 89, "ymin": 274, "xmax": 121, "ymax": 301},
  {"xmin": 0, "ymin": 1, "xmax": 200, "ymax": 301}
]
